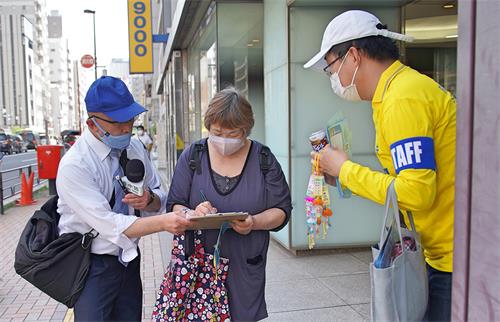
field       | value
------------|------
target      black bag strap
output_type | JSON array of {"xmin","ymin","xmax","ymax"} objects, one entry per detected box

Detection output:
[
  {"xmin": 186, "ymin": 139, "xmax": 207, "ymax": 256},
  {"xmin": 188, "ymin": 139, "xmax": 207, "ymax": 176},
  {"xmin": 259, "ymin": 145, "xmax": 272, "ymax": 175},
  {"xmin": 82, "ymin": 229, "xmax": 99, "ymax": 249}
]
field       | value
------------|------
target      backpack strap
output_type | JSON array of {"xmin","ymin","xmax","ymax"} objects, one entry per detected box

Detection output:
[
  {"xmin": 259, "ymin": 145, "xmax": 272, "ymax": 175},
  {"xmin": 188, "ymin": 139, "xmax": 207, "ymax": 176}
]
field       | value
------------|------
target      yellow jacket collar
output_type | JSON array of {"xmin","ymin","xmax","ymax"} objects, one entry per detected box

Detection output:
[{"xmin": 372, "ymin": 60, "xmax": 407, "ymax": 104}]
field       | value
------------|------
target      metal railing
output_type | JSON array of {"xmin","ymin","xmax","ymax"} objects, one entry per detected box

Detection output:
[{"xmin": 0, "ymin": 163, "xmax": 46, "ymax": 214}]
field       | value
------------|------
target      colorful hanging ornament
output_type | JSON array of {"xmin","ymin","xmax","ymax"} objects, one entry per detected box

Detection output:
[{"xmin": 305, "ymin": 154, "xmax": 333, "ymax": 249}]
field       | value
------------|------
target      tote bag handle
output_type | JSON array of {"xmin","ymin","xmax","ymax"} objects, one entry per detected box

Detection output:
[{"xmin": 379, "ymin": 181, "xmax": 417, "ymax": 248}]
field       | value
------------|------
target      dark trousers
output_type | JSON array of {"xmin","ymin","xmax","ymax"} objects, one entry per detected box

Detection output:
[
  {"xmin": 425, "ymin": 264, "xmax": 452, "ymax": 322},
  {"xmin": 74, "ymin": 254, "xmax": 142, "ymax": 322}
]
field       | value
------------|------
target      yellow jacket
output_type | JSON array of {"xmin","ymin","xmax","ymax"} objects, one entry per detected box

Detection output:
[
  {"xmin": 176, "ymin": 133, "xmax": 185, "ymax": 150},
  {"xmin": 339, "ymin": 60, "xmax": 456, "ymax": 272}
]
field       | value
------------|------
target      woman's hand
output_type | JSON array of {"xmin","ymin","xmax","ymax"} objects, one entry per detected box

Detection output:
[
  {"xmin": 231, "ymin": 215, "xmax": 254, "ymax": 235},
  {"xmin": 161, "ymin": 211, "xmax": 192, "ymax": 235},
  {"xmin": 194, "ymin": 201, "xmax": 217, "ymax": 216}
]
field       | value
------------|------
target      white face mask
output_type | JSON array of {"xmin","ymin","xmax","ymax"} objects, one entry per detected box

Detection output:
[
  {"xmin": 137, "ymin": 130, "xmax": 144, "ymax": 136},
  {"xmin": 329, "ymin": 52, "xmax": 362, "ymax": 102},
  {"xmin": 209, "ymin": 134, "xmax": 245, "ymax": 156}
]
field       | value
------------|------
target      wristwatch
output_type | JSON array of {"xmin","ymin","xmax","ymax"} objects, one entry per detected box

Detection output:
[{"xmin": 147, "ymin": 187, "xmax": 155, "ymax": 206}]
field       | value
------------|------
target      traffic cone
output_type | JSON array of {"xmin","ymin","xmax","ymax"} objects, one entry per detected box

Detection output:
[{"xmin": 16, "ymin": 172, "xmax": 36, "ymax": 206}]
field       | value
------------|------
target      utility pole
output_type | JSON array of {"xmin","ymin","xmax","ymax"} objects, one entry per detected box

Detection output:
[{"xmin": 84, "ymin": 9, "xmax": 97, "ymax": 80}]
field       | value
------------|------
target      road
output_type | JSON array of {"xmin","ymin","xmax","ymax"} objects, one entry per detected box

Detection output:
[
  {"xmin": 1, "ymin": 150, "xmax": 37, "ymax": 170},
  {"xmin": 0, "ymin": 150, "xmax": 39, "ymax": 199}
]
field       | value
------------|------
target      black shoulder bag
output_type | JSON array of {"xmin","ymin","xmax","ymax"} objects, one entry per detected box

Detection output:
[{"xmin": 14, "ymin": 152, "xmax": 128, "ymax": 308}]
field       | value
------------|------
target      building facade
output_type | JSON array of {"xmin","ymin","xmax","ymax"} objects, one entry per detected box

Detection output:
[
  {"xmin": 47, "ymin": 10, "xmax": 77, "ymax": 136},
  {"xmin": 0, "ymin": 0, "xmax": 52, "ymax": 133},
  {"xmin": 145, "ymin": 1, "xmax": 500, "ymax": 319},
  {"xmin": 151, "ymin": 0, "xmax": 458, "ymax": 252}
]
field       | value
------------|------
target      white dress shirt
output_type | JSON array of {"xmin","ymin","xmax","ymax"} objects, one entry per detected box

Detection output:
[{"xmin": 57, "ymin": 129, "xmax": 167, "ymax": 263}]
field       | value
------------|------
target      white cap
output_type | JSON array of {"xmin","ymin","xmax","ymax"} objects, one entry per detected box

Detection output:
[{"xmin": 304, "ymin": 10, "xmax": 413, "ymax": 70}]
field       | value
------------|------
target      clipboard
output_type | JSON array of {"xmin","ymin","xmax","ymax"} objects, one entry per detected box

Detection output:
[{"xmin": 187, "ymin": 212, "xmax": 249, "ymax": 230}]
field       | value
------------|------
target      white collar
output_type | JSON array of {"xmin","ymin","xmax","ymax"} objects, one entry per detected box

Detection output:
[{"xmin": 82, "ymin": 129, "xmax": 112, "ymax": 161}]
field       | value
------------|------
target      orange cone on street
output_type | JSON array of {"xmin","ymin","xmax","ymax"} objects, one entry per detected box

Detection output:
[{"xmin": 16, "ymin": 172, "xmax": 36, "ymax": 206}]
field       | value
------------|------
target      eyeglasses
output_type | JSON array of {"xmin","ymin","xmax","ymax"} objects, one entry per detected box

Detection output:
[
  {"xmin": 210, "ymin": 129, "xmax": 243, "ymax": 138},
  {"xmin": 90, "ymin": 115, "xmax": 135, "ymax": 125},
  {"xmin": 323, "ymin": 52, "xmax": 346, "ymax": 77}
]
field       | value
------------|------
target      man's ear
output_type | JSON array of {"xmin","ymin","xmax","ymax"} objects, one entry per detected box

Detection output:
[
  {"xmin": 350, "ymin": 47, "xmax": 362, "ymax": 65},
  {"xmin": 86, "ymin": 118, "xmax": 95, "ymax": 130}
]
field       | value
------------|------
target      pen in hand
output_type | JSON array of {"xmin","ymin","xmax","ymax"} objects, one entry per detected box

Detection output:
[
  {"xmin": 199, "ymin": 190, "xmax": 217, "ymax": 214},
  {"xmin": 200, "ymin": 189, "xmax": 208, "ymax": 202}
]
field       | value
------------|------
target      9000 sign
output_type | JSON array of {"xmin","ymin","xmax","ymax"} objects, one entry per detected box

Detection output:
[
  {"xmin": 128, "ymin": 0, "xmax": 152, "ymax": 73},
  {"xmin": 133, "ymin": 1, "xmax": 147, "ymax": 56}
]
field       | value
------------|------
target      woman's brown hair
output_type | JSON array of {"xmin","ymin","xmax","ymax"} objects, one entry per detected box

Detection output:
[{"xmin": 204, "ymin": 87, "xmax": 254, "ymax": 136}]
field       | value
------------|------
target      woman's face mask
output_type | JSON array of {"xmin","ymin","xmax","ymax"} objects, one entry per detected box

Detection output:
[
  {"xmin": 92, "ymin": 118, "xmax": 132, "ymax": 150},
  {"xmin": 329, "ymin": 52, "xmax": 362, "ymax": 102},
  {"xmin": 208, "ymin": 134, "xmax": 245, "ymax": 156}
]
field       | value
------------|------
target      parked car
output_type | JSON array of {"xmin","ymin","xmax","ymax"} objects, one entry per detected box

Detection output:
[
  {"xmin": 61, "ymin": 130, "xmax": 81, "ymax": 151},
  {"xmin": 39, "ymin": 134, "xmax": 48, "ymax": 145},
  {"xmin": 0, "ymin": 133, "xmax": 13, "ymax": 154},
  {"xmin": 17, "ymin": 130, "xmax": 40, "ymax": 150},
  {"xmin": 10, "ymin": 135, "xmax": 28, "ymax": 153}
]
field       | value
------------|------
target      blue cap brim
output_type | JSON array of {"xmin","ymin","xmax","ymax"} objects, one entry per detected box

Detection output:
[{"xmin": 102, "ymin": 101, "xmax": 147, "ymax": 122}]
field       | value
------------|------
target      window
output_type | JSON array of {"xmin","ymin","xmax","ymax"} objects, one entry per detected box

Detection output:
[
  {"xmin": 403, "ymin": 2, "xmax": 458, "ymax": 95},
  {"xmin": 187, "ymin": 3, "xmax": 216, "ymax": 140}
]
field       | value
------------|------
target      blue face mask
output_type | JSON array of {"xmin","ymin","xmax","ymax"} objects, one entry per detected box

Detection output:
[{"xmin": 91, "ymin": 118, "xmax": 132, "ymax": 150}]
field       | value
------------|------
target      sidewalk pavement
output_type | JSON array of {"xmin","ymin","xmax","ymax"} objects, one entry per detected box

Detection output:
[
  {"xmin": 1, "ymin": 189, "xmax": 372, "ymax": 322},
  {"xmin": 264, "ymin": 242, "xmax": 371, "ymax": 321},
  {"xmin": 0, "ymin": 191, "xmax": 169, "ymax": 322}
]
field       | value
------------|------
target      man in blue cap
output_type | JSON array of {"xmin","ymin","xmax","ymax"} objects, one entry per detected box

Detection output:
[{"xmin": 56, "ymin": 76, "xmax": 192, "ymax": 321}]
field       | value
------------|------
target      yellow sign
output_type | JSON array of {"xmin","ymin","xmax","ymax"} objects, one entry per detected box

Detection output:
[{"xmin": 128, "ymin": 0, "xmax": 153, "ymax": 74}]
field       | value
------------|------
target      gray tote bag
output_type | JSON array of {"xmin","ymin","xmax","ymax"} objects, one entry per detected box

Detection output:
[{"xmin": 370, "ymin": 181, "xmax": 428, "ymax": 322}]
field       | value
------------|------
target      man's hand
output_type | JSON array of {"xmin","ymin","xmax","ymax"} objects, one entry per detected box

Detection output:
[
  {"xmin": 194, "ymin": 201, "xmax": 217, "ymax": 216},
  {"xmin": 310, "ymin": 144, "xmax": 349, "ymax": 177},
  {"xmin": 124, "ymin": 210, "xmax": 193, "ymax": 238},
  {"xmin": 122, "ymin": 191, "xmax": 150, "ymax": 210},
  {"xmin": 161, "ymin": 211, "xmax": 193, "ymax": 235},
  {"xmin": 231, "ymin": 215, "xmax": 254, "ymax": 235}
]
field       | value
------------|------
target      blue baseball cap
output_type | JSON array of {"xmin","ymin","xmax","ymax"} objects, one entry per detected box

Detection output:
[{"xmin": 85, "ymin": 76, "xmax": 147, "ymax": 122}]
